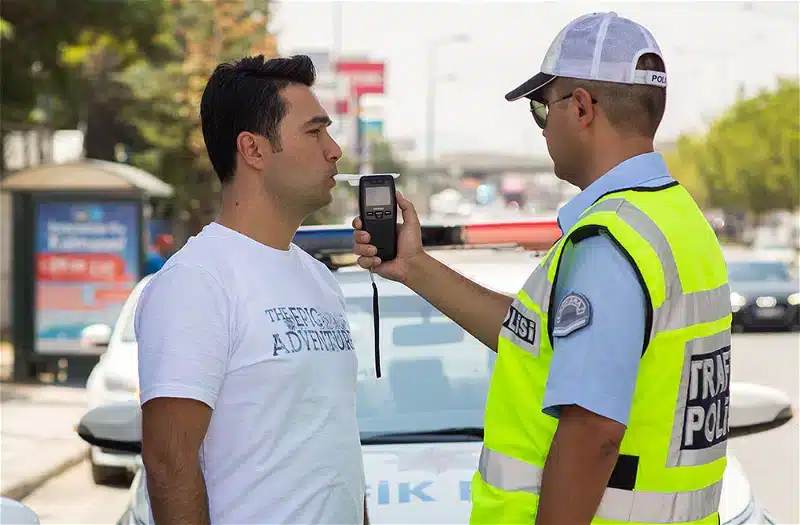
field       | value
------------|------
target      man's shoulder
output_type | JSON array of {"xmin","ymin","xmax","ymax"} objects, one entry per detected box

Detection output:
[{"xmin": 291, "ymin": 244, "xmax": 344, "ymax": 295}]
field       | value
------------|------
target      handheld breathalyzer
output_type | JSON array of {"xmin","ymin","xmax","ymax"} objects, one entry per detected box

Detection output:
[
  {"xmin": 332, "ymin": 173, "xmax": 400, "ymax": 379},
  {"xmin": 359, "ymin": 174, "xmax": 399, "ymax": 379},
  {"xmin": 358, "ymin": 174, "xmax": 398, "ymax": 262}
]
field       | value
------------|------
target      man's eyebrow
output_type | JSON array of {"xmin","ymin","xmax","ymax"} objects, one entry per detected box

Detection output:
[{"xmin": 303, "ymin": 115, "xmax": 332, "ymax": 127}]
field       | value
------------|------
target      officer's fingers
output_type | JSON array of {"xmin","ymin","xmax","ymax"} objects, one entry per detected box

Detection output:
[
  {"xmin": 396, "ymin": 192, "xmax": 419, "ymax": 226},
  {"xmin": 353, "ymin": 242, "xmax": 377, "ymax": 257},
  {"xmin": 354, "ymin": 230, "xmax": 371, "ymax": 244},
  {"xmin": 357, "ymin": 256, "xmax": 381, "ymax": 269},
  {"xmin": 352, "ymin": 216, "xmax": 363, "ymax": 229}
]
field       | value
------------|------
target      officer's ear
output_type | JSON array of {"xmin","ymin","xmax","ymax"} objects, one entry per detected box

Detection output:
[{"xmin": 572, "ymin": 88, "xmax": 596, "ymax": 128}]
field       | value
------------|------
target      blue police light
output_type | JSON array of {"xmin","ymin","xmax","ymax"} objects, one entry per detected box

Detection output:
[{"xmin": 293, "ymin": 225, "xmax": 356, "ymax": 256}]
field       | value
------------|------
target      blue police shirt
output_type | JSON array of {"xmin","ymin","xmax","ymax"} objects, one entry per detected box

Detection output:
[{"xmin": 542, "ymin": 152, "xmax": 675, "ymax": 426}]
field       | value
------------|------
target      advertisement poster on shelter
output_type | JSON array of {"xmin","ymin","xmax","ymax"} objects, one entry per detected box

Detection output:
[{"xmin": 34, "ymin": 202, "xmax": 140, "ymax": 354}]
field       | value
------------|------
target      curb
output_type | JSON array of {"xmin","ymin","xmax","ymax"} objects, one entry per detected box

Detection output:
[{"xmin": 1, "ymin": 448, "xmax": 89, "ymax": 501}]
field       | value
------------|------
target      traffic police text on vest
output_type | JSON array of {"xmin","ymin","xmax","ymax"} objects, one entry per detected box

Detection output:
[{"xmin": 470, "ymin": 182, "xmax": 733, "ymax": 525}]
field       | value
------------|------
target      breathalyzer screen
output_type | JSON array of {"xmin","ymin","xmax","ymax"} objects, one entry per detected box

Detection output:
[{"xmin": 365, "ymin": 186, "xmax": 392, "ymax": 206}]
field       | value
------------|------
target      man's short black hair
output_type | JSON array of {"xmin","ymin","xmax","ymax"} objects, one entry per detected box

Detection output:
[{"xmin": 200, "ymin": 54, "xmax": 316, "ymax": 184}]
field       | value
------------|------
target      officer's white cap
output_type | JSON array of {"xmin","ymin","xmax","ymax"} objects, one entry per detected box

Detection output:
[{"xmin": 505, "ymin": 11, "xmax": 667, "ymax": 103}]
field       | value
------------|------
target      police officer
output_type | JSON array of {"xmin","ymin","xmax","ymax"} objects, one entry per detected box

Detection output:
[{"xmin": 352, "ymin": 11, "xmax": 732, "ymax": 525}]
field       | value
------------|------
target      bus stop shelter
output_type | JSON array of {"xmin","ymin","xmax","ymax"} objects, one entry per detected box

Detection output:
[{"xmin": 0, "ymin": 160, "xmax": 173, "ymax": 384}]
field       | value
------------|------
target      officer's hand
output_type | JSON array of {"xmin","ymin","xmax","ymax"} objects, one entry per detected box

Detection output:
[{"xmin": 352, "ymin": 191, "xmax": 423, "ymax": 284}]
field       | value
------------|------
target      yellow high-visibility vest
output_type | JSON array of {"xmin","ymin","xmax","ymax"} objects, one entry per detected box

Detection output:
[{"xmin": 470, "ymin": 182, "xmax": 732, "ymax": 524}]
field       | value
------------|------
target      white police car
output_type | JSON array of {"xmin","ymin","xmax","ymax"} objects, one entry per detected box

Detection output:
[{"xmin": 75, "ymin": 221, "xmax": 787, "ymax": 524}]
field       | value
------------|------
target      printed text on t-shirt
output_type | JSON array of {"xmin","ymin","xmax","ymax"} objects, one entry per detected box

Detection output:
[{"xmin": 265, "ymin": 306, "xmax": 355, "ymax": 356}]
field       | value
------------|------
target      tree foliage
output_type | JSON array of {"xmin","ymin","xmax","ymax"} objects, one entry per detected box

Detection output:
[
  {"xmin": 0, "ymin": 0, "xmax": 167, "ymax": 160},
  {"xmin": 1, "ymin": 0, "xmax": 278, "ymax": 233},
  {"xmin": 665, "ymin": 79, "xmax": 799, "ymax": 217},
  {"xmin": 116, "ymin": 0, "xmax": 277, "ymax": 230}
]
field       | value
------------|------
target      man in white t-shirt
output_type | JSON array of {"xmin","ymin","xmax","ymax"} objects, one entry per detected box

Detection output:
[{"xmin": 134, "ymin": 54, "xmax": 367, "ymax": 525}]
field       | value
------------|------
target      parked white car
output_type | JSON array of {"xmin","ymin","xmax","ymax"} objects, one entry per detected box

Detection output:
[
  {"xmin": 76, "ymin": 247, "xmax": 790, "ymax": 523},
  {"xmin": 82, "ymin": 275, "xmax": 153, "ymax": 485}
]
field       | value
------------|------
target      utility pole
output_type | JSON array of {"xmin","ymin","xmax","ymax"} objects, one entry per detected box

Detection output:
[{"xmin": 424, "ymin": 34, "xmax": 469, "ymax": 168}]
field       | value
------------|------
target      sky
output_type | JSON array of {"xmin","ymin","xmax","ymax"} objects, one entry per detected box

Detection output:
[{"xmin": 270, "ymin": 1, "xmax": 799, "ymax": 161}]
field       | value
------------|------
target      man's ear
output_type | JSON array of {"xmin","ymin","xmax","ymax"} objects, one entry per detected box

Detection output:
[
  {"xmin": 573, "ymin": 88, "xmax": 596, "ymax": 128},
  {"xmin": 236, "ymin": 131, "xmax": 267, "ymax": 172}
]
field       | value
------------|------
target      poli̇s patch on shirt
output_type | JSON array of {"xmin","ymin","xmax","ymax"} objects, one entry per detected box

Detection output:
[{"xmin": 553, "ymin": 292, "xmax": 592, "ymax": 337}]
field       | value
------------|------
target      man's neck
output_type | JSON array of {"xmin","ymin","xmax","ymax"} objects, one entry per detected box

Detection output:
[
  {"xmin": 216, "ymin": 184, "xmax": 303, "ymax": 251},
  {"xmin": 580, "ymin": 137, "xmax": 655, "ymax": 190}
]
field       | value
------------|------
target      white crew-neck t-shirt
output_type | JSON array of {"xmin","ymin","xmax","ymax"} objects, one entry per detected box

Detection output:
[{"xmin": 135, "ymin": 222, "xmax": 365, "ymax": 524}]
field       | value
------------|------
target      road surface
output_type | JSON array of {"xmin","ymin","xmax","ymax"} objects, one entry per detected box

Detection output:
[{"xmin": 22, "ymin": 332, "xmax": 799, "ymax": 524}]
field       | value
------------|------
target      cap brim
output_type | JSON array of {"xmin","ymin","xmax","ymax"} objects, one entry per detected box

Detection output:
[{"xmin": 505, "ymin": 72, "xmax": 556, "ymax": 103}]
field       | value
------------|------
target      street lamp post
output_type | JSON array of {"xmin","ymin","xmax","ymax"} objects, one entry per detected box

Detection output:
[{"xmin": 425, "ymin": 34, "xmax": 469, "ymax": 167}]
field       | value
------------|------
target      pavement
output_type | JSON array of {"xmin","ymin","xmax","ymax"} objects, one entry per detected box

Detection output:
[{"xmin": 1, "ymin": 358, "xmax": 90, "ymax": 501}]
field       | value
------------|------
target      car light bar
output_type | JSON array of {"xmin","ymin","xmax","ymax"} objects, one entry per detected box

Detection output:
[
  {"xmin": 462, "ymin": 218, "xmax": 560, "ymax": 250},
  {"xmin": 293, "ymin": 218, "xmax": 561, "ymax": 261}
]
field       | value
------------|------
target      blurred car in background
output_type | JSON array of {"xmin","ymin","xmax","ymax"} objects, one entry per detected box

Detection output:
[
  {"xmin": 727, "ymin": 258, "xmax": 800, "ymax": 332},
  {"xmin": 81, "ymin": 276, "xmax": 153, "ymax": 485},
  {"xmin": 74, "ymin": 221, "xmax": 791, "ymax": 525}
]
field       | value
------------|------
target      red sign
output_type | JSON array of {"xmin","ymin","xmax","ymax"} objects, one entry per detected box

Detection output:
[
  {"xmin": 37, "ymin": 253, "xmax": 130, "ymax": 283},
  {"xmin": 335, "ymin": 60, "xmax": 385, "ymax": 97},
  {"xmin": 335, "ymin": 99, "xmax": 349, "ymax": 115}
]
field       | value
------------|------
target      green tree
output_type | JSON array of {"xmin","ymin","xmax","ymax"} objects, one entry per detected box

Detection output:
[
  {"xmin": 0, "ymin": 0, "xmax": 167, "ymax": 164},
  {"xmin": 117, "ymin": 0, "xmax": 277, "ymax": 232},
  {"xmin": 667, "ymin": 79, "xmax": 799, "ymax": 218},
  {"xmin": 663, "ymin": 134, "xmax": 709, "ymax": 207}
]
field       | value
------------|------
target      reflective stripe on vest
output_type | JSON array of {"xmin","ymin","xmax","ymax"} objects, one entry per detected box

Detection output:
[
  {"xmin": 478, "ymin": 448, "xmax": 722, "ymax": 524},
  {"xmin": 584, "ymin": 199, "xmax": 731, "ymax": 333}
]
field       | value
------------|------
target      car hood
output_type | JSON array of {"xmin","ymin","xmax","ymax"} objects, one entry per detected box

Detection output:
[
  {"xmin": 129, "ymin": 441, "xmax": 754, "ymax": 524},
  {"xmin": 360, "ymin": 441, "xmax": 752, "ymax": 524},
  {"xmin": 731, "ymin": 280, "xmax": 799, "ymax": 298}
]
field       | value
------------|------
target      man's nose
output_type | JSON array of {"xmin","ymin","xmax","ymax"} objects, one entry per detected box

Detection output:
[{"xmin": 328, "ymin": 139, "xmax": 343, "ymax": 162}]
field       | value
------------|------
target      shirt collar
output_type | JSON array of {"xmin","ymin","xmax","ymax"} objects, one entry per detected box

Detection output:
[{"xmin": 557, "ymin": 152, "xmax": 673, "ymax": 233}]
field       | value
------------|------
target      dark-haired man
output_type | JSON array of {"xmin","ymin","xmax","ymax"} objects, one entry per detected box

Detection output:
[
  {"xmin": 135, "ymin": 55, "xmax": 368, "ymax": 524},
  {"xmin": 353, "ymin": 11, "xmax": 731, "ymax": 525}
]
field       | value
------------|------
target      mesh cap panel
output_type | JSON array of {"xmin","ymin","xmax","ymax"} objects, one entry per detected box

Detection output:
[
  {"xmin": 546, "ymin": 12, "xmax": 664, "ymax": 85},
  {"xmin": 505, "ymin": 11, "xmax": 665, "ymax": 102}
]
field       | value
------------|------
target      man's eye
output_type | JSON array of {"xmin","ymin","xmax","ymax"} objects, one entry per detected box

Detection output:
[{"xmin": 309, "ymin": 128, "xmax": 322, "ymax": 135}]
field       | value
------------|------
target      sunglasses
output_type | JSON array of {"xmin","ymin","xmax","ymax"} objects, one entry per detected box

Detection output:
[{"xmin": 529, "ymin": 92, "xmax": 597, "ymax": 129}]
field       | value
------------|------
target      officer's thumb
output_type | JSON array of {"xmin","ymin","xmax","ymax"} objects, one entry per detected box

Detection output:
[{"xmin": 396, "ymin": 192, "xmax": 419, "ymax": 226}]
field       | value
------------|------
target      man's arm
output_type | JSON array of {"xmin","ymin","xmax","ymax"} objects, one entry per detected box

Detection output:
[
  {"xmin": 537, "ymin": 406, "xmax": 625, "ymax": 525},
  {"xmin": 135, "ymin": 264, "xmax": 231, "ymax": 525},
  {"xmin": 142, "ymin": 398, "xmax": 213, "ymax": 524},
  {"xmin": 535, "ymin": 234, "xmax": 646, "ymax": 525},
  {"xmin": 353, "ymin": 196, "xmax": 512, "ymax": 352},
  {"xmin": 404, "ymin": 253, "xmax": 512, "ymax": 351}
]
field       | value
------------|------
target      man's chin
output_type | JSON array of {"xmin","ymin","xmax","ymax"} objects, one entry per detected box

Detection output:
[{"xmin": 310, "ymin": 191, "xmax": 334, "ymax": 213}]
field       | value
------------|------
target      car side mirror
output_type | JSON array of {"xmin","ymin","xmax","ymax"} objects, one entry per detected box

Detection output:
[
  {"xmin": 728, "ymin": 381, "xmax": 794, "ymax": 438},
  {"xmin": 76, "ymin": 401, "xmax": 142, "ymax": 454},
  {"xmin": 0, "ymin": 497, "xmax": 41, "ymax": 524},
  {"xmin": 80, "ymin": 323, "xmax": 112, "ymax": 351}
]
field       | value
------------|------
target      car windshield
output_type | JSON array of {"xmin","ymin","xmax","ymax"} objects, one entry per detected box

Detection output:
[
  {"xmin": 345, "ymin": 294, "xmax": 493, "ymax": 440},
  {"xmin": 727, "ymin": 260, "xmax": 791, "ymax": 282}
]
